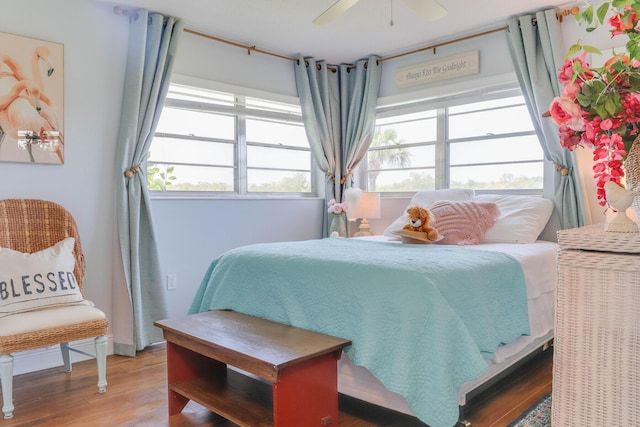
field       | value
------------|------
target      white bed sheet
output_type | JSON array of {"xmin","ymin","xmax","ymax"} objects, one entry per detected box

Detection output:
[{"xmin": 338, "ymin": 237, "xmax": 558, "ymax": 414}]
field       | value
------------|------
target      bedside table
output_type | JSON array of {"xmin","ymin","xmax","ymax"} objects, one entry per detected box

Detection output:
[{"xmin": 554, "ymin": 225, "xmax": 640, "ymax": 426}]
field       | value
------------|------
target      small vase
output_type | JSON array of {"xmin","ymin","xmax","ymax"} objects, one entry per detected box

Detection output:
[{"xmin": 329, "ymin": 214, "xmax": 347, "ymax": 237}]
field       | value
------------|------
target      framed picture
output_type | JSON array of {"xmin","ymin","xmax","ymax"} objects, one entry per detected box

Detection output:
[{"xmin": 0, "ymin": 32, "xmax": 64, "ymax": 164}]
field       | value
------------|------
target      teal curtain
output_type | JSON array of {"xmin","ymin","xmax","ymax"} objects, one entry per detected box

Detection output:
[
  {"xmin": 506, "ymin": 9, "xmax": 586, "ymax": 229},
  {"xmin": 114, "ymin": 9, "xmax": 183, "ymax": 355},
  {"xmin": 295, "ymin": 55, "xmax": 381, "ymax": 235}
]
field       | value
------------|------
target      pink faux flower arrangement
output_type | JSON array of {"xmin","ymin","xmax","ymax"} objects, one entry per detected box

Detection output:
[
  {"xmin": 327, "ymin": 199, "xmax": 348, "ymax": 214},
  {"xmin": 546, "ymin": 1, "xmax": 640, "ymax": 205}
]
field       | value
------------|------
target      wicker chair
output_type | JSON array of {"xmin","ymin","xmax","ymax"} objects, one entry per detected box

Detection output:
[{"xmin": 0, "ymin": 199, "xmax": 109, "ymax": 419}]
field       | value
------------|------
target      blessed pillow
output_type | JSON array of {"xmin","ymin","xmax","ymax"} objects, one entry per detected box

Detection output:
[
  {"xmin": 384, "ymin": 188, "xmax": 476, "ymax": 237},
  {"xmin": 0, "ymin": 237, "xmax": 86, "ymax": 318},
  {"xmin": 475, "ymin": 194, "xmax": 555, "ymax": 243},
  {"xmin": 430, "ymin": 200, "xmax": 500, "ymax": 245}
]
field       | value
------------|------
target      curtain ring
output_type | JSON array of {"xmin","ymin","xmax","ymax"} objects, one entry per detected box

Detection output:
[{"xmin": 124, "ymin": 164, "xmax": 142, "ymax": 178}]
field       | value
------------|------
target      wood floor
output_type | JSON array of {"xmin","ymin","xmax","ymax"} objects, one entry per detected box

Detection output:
[{"xmin": 1, "ymin": 343, "xmax": 552, "ymax": 427}]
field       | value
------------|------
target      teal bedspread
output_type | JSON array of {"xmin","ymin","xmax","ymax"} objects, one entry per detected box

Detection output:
[{"xmin": 189, "ymin": 238, "xmax": 529, "ymax": 427}]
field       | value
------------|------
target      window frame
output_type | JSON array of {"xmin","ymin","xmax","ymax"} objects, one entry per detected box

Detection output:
[
  {"xmin": 360, "ymin": 73, "xmax": 545, "ymax": 197},
  {"xmin": 148, "ymin": 75, "xmax": 318, "ymax": 199}
]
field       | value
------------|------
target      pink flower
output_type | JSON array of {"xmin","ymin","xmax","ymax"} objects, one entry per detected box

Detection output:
[
  {"xmin": 558, "ymin": 126, "xmax": 581, "ymax": 151},
  {"xmin": 609, "ymin": 6, "xmax": 639, "ymax": 36},
  {"xmin": 558, "ymin": 53, "xmax": 593, "ymax": 84},
  {"xmin": 600, "ymin": 119, "xmax": 613, "ymax": 131},
  {"xmin": 548, "ymin": 97, "xmax": 585, "ymax": 131},
  {"xmin": 327, "ymin": 199, "xmax": 348, "ymax": 214},
  {"xmin": 561, "ymin": 81, "xmax": 582, "ymax": 98}
]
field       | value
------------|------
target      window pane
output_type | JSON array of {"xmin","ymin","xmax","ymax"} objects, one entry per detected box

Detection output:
[
  {"xmin": 448, "ymin": 105, "xmax": 534, "ymax": 139},
  {"xmin": 369, "ymin": 145, "xmax": 435, "ymax": 170},
  {"xmin": 449, "ymin": 162, "xmax": 543, "ymax": 190},
  {"xmin": 148, "ymin": 164, "xmax": 234, "ymax": 192},
  {"xmin": 377, "ymin": 110, "xmax": 436, "ymax": 125},
  {"xmin": 149, "ymin": 137, "xmax": 234, "ymax": 166},
  {"xmin": 248, "ymin": 170, "xmax": 311, "ymax": 192},
  {"xmin": 449, "ymin": 96, "xmax": 525, "ymax": 114},
  {"xmin": 246, "ymin": 119, "xmax": 308, "ymax": 148},
  {"xmin": 156, "ymin": 107, "xmax": 235, "ymax": 139},
  {"xmin": 377, "ymin": 116, "xmax": 437, "ymax": 144},
  {"xmin": 246, "ymin": 97, "xmax": 302, "ymax": 115},
  {"xmin": 247, "ymin": 146, "xmax": 310, "ymax": 169},
  {"xmin": 368, "ymin": 169, "xmax": 435, "ymax": 192},
  {"xmin": 449, "ymin": 135, "xmax": 543, "ymax": 165}
]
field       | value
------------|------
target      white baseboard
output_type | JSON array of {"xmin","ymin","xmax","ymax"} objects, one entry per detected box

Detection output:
[{"xmin": 12, "ymin": 334, "xmax": 114, "ymax": 376}]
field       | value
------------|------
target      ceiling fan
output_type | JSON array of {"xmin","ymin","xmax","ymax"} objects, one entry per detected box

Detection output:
[{"xmin": 313, "ymin": 0, "xmax": 448, "ymax": 25}]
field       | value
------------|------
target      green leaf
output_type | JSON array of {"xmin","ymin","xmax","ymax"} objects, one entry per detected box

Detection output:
[
  {"xmin": 582, "ymin": 45, "xmax": 602, "ymax": 55},
  {"xmin": 612, "ymin": 0, "xmax": 632, "ymax": 7},
  {"xmin": 583, "ymin": 4, "xmax": 594, "ymax": 23},
  {"xmin": 597, "ymin": 2, "xmax": 610, "ymax": 24},
  {"xmin": 605, "ymin": 96, "xmax": 619, "ymax": 116},
  {"xmin": 565, "ymin": 43, "xmax": 582, "ymax": 58},
  {"xmin": 575, "ymin": 92, "xmax": 592, "ymax": 108},
  {"xmin": 595, "ymin": 104, "xmax": 609, "ymax": 118},
  {"xmin": 627, "ymin": 38, "xmax": 640, "ymax": 60}
]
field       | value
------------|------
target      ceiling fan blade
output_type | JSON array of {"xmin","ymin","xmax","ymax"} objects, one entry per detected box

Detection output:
[
  {"xmin": 402, "ymin": 0, "xmax": 448, "ymax": 21},
  {"xmin": 313, "ymin": 0, "xmax": 361, "ymax": 25}
]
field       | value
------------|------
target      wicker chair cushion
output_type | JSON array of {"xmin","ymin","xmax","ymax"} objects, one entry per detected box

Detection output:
[
  {"xmin": 0, "ymin": 304, "xmax": 105, "ymax": 336},
  {"xmin": 0, "ymin": 237, "xmax": 85, "ymax": 318}
]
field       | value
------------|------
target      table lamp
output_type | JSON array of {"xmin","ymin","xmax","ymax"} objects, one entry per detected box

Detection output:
[{"xmin": 351, "ymin": 191, "xmax": 381, "ymax": 237}]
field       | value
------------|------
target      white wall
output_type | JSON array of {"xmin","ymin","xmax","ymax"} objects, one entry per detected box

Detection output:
[
  {"xmin": 0, "ymin": 0, "xmax": 127, "ymax": 371},
  {"xmin": 0, "ymin": 1, "xmax": 596, "ymax": 373}
]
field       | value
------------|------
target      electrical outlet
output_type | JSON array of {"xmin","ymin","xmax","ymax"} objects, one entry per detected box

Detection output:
[{"xmin": 167, "ymin": 274, "xmax": 177, "ymax": 290}]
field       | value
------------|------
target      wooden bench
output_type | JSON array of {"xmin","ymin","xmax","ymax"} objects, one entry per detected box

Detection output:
[{"xmin": 154, "ymin": 310, "xmax": 352, "ymax": 427}]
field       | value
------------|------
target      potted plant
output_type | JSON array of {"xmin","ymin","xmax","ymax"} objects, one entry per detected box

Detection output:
[{"xmin": 546, "ymin": 1, "xmax": 640, "ymax": 206}]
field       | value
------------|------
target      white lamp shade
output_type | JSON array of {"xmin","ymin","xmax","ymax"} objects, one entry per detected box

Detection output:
[{"xmin": 350, "ymin": 191, "xmax": 381, "ymax": 220}]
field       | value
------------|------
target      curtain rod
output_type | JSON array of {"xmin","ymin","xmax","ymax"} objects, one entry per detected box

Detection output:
[{"xmin": 114, "ymin": 5, "xmax": 579, "ymax": 68}]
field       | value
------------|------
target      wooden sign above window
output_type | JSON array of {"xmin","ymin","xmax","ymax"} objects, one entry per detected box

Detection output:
[{"xmin": 396, "ymin": 50, "xmax": 479, "ymax": 88}]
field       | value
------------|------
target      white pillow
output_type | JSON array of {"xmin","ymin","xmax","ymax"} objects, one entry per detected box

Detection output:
[
  {"xmin": 0, "ymin": 237, "xmax": 87, "ymax": 318},
  {"xmin": 475, "ymin": 194, "xmax": 555, "ymax": 243},
  {"xmin": 384, "ymin": 188, "xmax": 476, "ymax": 237}
]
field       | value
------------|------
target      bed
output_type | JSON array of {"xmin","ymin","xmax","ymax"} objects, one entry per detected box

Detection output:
[{"xmin": 188, "ymin": 190, "xmax": 558, "ymax": 427}]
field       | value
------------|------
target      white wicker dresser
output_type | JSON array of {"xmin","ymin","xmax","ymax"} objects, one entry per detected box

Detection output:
[{"xmin": 554, "ymin": 225, "xmax": 640, "ymax": 426}]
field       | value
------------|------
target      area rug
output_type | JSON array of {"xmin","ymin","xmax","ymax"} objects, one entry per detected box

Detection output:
[{"xmin": 508, "ymin": 393, "xmax": 551, "ymax": 427}]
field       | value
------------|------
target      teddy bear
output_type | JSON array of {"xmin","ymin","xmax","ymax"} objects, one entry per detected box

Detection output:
[{"xmin": 403, "ymin": 205, "xmax": 439, "ymax": 241}]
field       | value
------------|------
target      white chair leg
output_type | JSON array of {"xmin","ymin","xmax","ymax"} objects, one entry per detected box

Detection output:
[
  {"xmin": 95, "ymin": 335, "xmax": 108, "ymax": 393},
  {"xmin": 60, "ymin": 342, "xmax": 72, "ymax": 372},
  {"xmin": 0, "ymin": 354, "xmax": 14, "ymax": 419}
]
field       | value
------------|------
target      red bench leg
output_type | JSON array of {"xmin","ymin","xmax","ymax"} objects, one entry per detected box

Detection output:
[{"xmin": 272, "ymin": 352, "xmax": 340, "ymax": 426}]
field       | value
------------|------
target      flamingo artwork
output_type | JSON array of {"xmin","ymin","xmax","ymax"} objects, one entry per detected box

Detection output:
[
  {"xmin": 0, "ymin": 79, "xmax": 63, "ymax": 163},
  {"xmin": 0, "ymin": 33, "xmax": 63, "ymax": 164}
]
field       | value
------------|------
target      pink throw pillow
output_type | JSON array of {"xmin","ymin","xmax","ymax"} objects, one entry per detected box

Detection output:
[{"xmin": 430, "ymin": 200, "xmax": 500, "ymax": 245}]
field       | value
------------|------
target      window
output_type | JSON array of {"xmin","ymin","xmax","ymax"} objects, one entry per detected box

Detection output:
[
  {"xmin": 367, "ymin": 84, "xmax": 543, "ymax": 194},
  {"xmin": 147, "ymin": 79, "xmax": 314, "ymax": 196}
]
